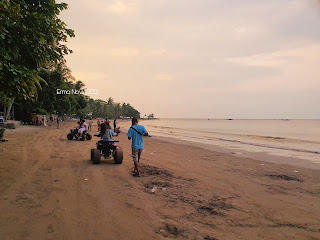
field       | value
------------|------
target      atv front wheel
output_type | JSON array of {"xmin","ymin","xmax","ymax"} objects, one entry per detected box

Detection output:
[
  {"xmin": 86, "ymin": 134, "xmax": 92, "ymax": 140},
  {"xmin": 67, "ymin": 134, "xmax": 73, "ymax": 140}
]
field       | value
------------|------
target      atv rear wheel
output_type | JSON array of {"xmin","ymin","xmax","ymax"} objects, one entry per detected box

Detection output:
[
  {"xmin": 67, "ymin": 134, "xmax": 73, "ymax": 140},
  {"xmin": 93, "ymin": 149, "xmax": 101, "ymax": 164},
  {"xmin": 80, "ymin": 134, "xmax": 85, "ymax": 141},
  {"xmin": 90, "ymin": 148, "xmax": 95, "ymax": 161},
  {"xmin": 114, "ymin": 149, "xmax": 123, "ymax": 164}
]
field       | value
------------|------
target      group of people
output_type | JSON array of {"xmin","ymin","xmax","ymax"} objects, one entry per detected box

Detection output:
[
  {"xmin": 97, "ymin": 118, "xmax": 117, "ymax": 132},
  {"xmin": 99, "ymin": 120, "xmax": 118, "ymax": 141},
  {"xmin": 97, "ymin": 117, "xmax": 149, "ymax": 177},
  {"xmin": 74, "ymin": 117, "xmax": 149, "ymax": 177}
]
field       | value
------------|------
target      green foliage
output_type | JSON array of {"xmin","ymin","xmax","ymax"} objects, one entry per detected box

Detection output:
[
  {"xmin": 0, "ymin": 0, "xmax": 75, "ymax": 100},
  {"xmin": 0, "ymin": 1, "xmax": 141, "ymax": 120},
  {"xmin": 14, "ymin": 65, "xmax": 140, "ymax": 120},
  {"xmin": 0, "ymin": 91, "xmax": 10, "ymax": 107},
  {"xmin": 87, "ymin": 98, "xmax": 140, "ymax": 119}
]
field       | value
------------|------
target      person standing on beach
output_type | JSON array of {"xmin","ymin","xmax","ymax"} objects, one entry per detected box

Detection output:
[
  {"xmin": 127, "ymin": 118, "xmax": 149, "ymax": 177},
  {"xmin": 88, "ymin": 118, "xmax": 93, "ymax": 131},
  {"xmin": 113, "ymin": 118, "xmax": 117, "ymax": 132},
  {"xmin": 56, "ymin": 116, "xmax": 59, "ymax": 128},
  {"xmin": 97, "ymin": 118, "xmax": 101, "ymax": 131}
]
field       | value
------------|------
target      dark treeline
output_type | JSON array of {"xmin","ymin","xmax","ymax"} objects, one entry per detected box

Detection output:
[
  {"xmin": 0, "ymin": 0, "xmax": 140, "ymax": 121},
  {"xmin": 13, "ymin": 64, "xmax": 140, "ymax": 120}
]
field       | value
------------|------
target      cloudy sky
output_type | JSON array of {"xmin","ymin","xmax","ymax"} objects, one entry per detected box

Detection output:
[{"xmin": 60, "ymin": 0, "xmax": 320, "ymax": 119}]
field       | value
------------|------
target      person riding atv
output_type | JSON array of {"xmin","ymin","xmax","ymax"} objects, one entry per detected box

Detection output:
[
  {"xmin": 78, "ymin": 119, "xmax": 88, "ymax": 138},
  {"xmin": 99, "ymin": 122, "xmax": 118, "ymax": 141},
  {"xmin": 91, "ymin": 122, "xmax": 123, "ymax": 164},
  {"xmin": 67, "ymin": 119, "xmax": 92, "ymax": 141}
]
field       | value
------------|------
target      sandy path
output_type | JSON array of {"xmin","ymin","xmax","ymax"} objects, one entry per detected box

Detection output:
[
  {"xmin": 0, "ymin": 122, "xmax": 159, "ymax": 240},
  {"xmin": 0, "ymin": 121, "xmax": 320, "ymax": 240}
]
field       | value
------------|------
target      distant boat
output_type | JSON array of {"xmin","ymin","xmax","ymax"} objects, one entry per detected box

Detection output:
[{"xmin": 226, "ymin": 119, "xmax": 233, "ymax": 120}]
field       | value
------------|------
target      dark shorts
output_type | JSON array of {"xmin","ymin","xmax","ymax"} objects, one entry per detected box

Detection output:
[{"xmin": 132, "ymin": 149, "xmax": 143, "ymax": 162}]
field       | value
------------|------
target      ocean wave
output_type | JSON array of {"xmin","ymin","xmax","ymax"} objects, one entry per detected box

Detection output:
[
  {"xmin": 150, "ymin": 129, "xmax": 320, "ymax": 155},
  {"xmin": 215, "ymin": 138, "xmax": 320, "ymax": 155}
]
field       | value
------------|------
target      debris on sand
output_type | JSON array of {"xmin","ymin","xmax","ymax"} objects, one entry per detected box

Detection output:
[
  {"xmin": 151, "ymin": 186, "xmax": 158, "ymax": 193},
  {"xmin": 266, "ymin": 174, "xmax": 302, "ymax": 182}
]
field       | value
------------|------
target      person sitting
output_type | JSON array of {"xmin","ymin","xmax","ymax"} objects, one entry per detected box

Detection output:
[
  {"xmin": 104, "ymin": 118, "xmax": 110, "ymax": 125},
  {"xmin": 100, "ymin": 122, "xmax": 118, "ymax": 141},
  {"xmin": 78, "ymin": 119, "xmax": 88, "ymax": 138}
]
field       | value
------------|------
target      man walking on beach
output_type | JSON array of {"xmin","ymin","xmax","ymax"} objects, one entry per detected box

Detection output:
[
  {"xmin": 127, "ymin": 118, "xmax": 149, "ymax": 177},
  {"xmin": 88, "ymin": 118, "xmax": 93, "ymax": 131},
  {"xmin": 113, "ymin": 117, "xmax": 117, "ymax": 132}
]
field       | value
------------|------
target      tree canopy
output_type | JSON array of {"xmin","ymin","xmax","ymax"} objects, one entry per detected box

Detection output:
[
  {"xmin": 0, "ymin": 0, "xmax": 142, "ymax": 120},
  {"xmin": 14, "ymin": 65, "xmax": 140, "ymax": 120},
  {"xmin": 0, "ymin": 0, "xmax": 75, "ymax": 100}
]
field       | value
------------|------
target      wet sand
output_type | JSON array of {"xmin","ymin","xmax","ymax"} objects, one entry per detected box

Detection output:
[{"xmin": 0, "ymin": 121, "xmax": 319, "ymax": 240}]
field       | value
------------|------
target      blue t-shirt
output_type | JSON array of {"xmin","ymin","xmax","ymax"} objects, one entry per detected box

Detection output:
[
  {"xmin": 127, "ymin": 125, "xmax": 148, "ymax": 149},
  {"xmin": 110, "ymin": 130, "xmax": 115, "ymax": 137}
]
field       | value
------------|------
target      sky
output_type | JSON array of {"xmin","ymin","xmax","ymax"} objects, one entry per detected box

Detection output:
[{"xmin": 60, "ymin": 0, "xmax": 320, "ymax": 119}]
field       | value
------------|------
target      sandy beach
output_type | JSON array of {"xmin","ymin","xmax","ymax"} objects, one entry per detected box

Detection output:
[{"xmin": 0, "ymin": 120, "xmax": 319, "ymax": 240}]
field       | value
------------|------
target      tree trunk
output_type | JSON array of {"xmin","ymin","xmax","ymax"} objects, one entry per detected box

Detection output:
[
  {"xmin": 5, "ymin": 98, "xmax": 14, "ymax": 120},
  {"xmin": 12, "ymin": 105, "xmax": 14, "ymax": 120}
]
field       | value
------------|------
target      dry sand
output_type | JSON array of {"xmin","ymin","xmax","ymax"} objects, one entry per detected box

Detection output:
[{"xmin": 0, "ymin": 120, "xmax": 319, "ymax": 240}]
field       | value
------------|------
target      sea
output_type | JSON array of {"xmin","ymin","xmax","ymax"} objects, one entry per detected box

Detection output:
[{"xmin": 141, "ymin": 119, "xmax": 320, "ymax": 167}]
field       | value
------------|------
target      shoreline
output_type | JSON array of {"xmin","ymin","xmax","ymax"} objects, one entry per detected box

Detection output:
[
  {"xmin": 153, "ymin": 135, "xmax": 320, "ymax": 170},
  {"xmin": 0, "ymin": 121, "xmax": 320, "ymax": 239},
  {"xmin": 119, "ymin": 120, "xmax": 320, "ymax": 170}
]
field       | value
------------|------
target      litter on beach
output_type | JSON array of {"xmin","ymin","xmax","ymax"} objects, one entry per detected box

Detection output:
[
  {"xmin": 294, "ymin": 170, "xmax": 299, "ymax": 173},
  {"xmin": 151, "ymin": 186, "xmax": 158, "ymax": 193}
]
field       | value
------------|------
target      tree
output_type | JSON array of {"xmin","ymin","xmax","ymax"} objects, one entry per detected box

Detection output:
[
  {"xmin": 148, "ymin": 113, "xmax": 154, "ymax": 119},
  {"xmin": 13, "ymin": 70, "xmax": 142, "ymax": 121},
  {"xmin": 114, "ymin": 103, "xmax": 121, "ymax": 117},
  {"xmin": 0, "ymin": 91, "xmax": 11, "ymax": 117},
  {"xmin": 0, "ymin": 0, "xmax": 75, "ymax": 119},
  {"xmin": 14, "ymin": 64, "xmax": 73, "ymax": 119}
]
